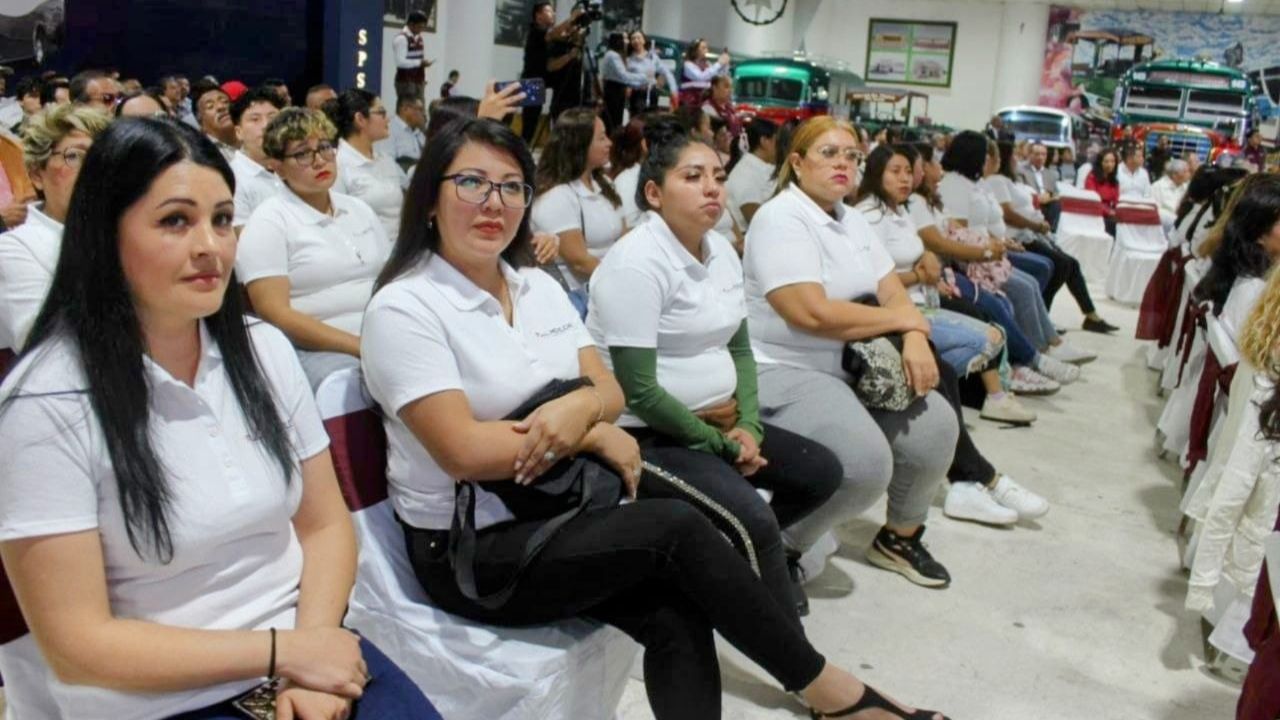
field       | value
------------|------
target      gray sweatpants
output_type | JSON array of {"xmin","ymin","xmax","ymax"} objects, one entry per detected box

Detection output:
[{"xmin": 757, "ymin": 363, "xmax": 959, "ymax": 548}]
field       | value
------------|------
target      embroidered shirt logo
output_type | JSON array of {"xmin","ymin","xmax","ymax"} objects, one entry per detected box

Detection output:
[{"xmin": 535, "ymin": 323, "xmax": 575, "ymax": 338}]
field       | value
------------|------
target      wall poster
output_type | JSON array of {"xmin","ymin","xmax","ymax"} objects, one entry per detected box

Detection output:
[{"xmin": 865, "ymin": 19, "xmax": 956, "ymax": 88}]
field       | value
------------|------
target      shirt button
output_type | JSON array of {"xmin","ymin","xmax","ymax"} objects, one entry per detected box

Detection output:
[
  {"xmin": 209, "ymin": 427, "xmax": 220, "ymax": 438},
  {"xmin": 224, "ymin": 456, "xmax": 234, "ymax": 468}
]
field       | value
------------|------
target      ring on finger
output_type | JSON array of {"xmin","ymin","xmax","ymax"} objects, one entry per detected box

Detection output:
[{"xmin": 543, "ymin": 450, "xmax": 557, "ymax": 463}]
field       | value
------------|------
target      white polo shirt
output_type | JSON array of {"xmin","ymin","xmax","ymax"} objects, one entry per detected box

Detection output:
[
  {"xmin": 726, "ymin": 152, "xmax": 775, "ymax": 230},
  {"xmin": 362, "ymin": 255, "xmax": 594, "ymax": 531},
  {"xmin": 1118, "ymin": 163, "xmax": 1153, "ymax": 199},
  {"xmin": 237, "ymin": 188, "xmax": 390, "ymax": 336},
  {"xmin": 939, "ymin": 172, "xmax": 1005, "ymax": 238},
  {"xmin": 0, "ymin": 204, "xmax": 61, "ymax": 350},
  {"xmin": 0, "ymin": 321, "xmax": 329, "ymax": 720},
  {"xmin": 855, "ymin": 197, "xmax": 926, "ymax": 304},
  {"xmin": 334, "ymin": 139, "xmax": 408, "ymax": 242},
  {"xmin": 906, "ymin": 196, "xmax": 946, "ymax": 234},
  {"xmin": 613, "ymin": 164, "xmax": 644, "ymax": 228},
  {"xmin": 587, "ymin": 214, "xmax": 745, "ymax": 427},
  {"xmin": 230, "ymin": 151, "xmax": 284, "ymax": 228},
  {"xmin": 531, "ymin": 179, "xmax": 626, "ymax": 291},
  {"xmin": 743, "ymin": 184, "xmax": 895, "ymax": 377}
]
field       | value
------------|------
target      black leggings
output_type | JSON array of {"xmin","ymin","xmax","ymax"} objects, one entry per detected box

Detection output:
[
  {"xmin": 935, "ymin": 350, "xmax": 998, "ymax": 487},
  {"xmin": 602, "ymin": 79, "xmax": 628, "ymax": 133},
  {"xmin": 405, "ymin": 499, "xmax": 827, "ymax": 720},
  {"xmin": 629, "ymin": 423, "xmax": 843, "ymax": 629},
  {"xmin": 1024, "ymin": 236, "xmax": 1097, "ymax": 315}
]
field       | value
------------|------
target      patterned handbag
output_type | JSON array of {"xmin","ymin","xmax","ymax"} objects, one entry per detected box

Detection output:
[{"xmin": 841, "ymin": 333, "xmax": 916, "ymax": 412}]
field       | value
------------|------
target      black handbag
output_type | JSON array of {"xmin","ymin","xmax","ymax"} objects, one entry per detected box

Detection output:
[
  {"xmin": 449, "ymin": 378, "xmax": 761, "ymax": 610},
  {"xmin": 841, "ymin": 295, "xmax": 917, "ymax": 412}
]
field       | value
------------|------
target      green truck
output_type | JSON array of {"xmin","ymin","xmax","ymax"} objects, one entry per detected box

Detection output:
[{"xmin": 1113, "ymin": 58, "xmax": 1256, "ymax": 162}]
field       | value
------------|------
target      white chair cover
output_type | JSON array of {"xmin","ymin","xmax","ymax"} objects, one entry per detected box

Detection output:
[
  {"xmin": 1106, "ymin": 201, "xmax": 1167, "ymax": 305},
  {"xmin": 312, "ymin": 369, "xmax": 641, "ymax": 720},
  {"xmin": 1055, "ymin": 185, "xmax": 1113, "ymax": 282}
]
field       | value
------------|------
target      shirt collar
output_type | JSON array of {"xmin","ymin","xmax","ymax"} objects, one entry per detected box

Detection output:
[
  {"xmin": 279, "ymin": 186, "xmax": 347, "ymax": 226},
  {"xmin": 339, "ymin": 139, "xmax": 374, "ymax": 168},
  {"xmin": 424, "ymin": 254, "xmax": 529, "ymax": 313},
  {"xmin": 24, "ymin": 203, "xmax": 63, "ymax": 235},
  {"xmin": 645, "ymin": 213, "xmax": 719, "ymax": 272},
  {"xmin": 785, "ymin": 183, "xmax": 846, "ymax": 227},
  {"xmin": 232, "ymin": 150, "xmax": 273, "ymax": 178},
  {"xmin": 141, "ymin": 320, "xmax": 223, "ymax": 392}
]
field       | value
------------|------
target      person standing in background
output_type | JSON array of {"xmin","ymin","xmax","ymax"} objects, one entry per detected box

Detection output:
[
  {"xmin": 520, "ymin": 2, "xmax": 585, "ymax": 144},
  {"xmin": 393, "ymin": 11, "xmax": 435, "ymax": 101},
  {"xmin": 440, "ymin": 70, "xmax": 460, "ymax": 99}
]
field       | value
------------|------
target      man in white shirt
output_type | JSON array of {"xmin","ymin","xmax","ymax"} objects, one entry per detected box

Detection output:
[
  {"xmin": 387, "ymin": 95, "xmax": 426, "ymax": 172},
  {"xmin": 393, "ymin": 11, "xmax": 435, "ymax": 102},
  {"xmin": 192, "ymin": 80, "xmax": 239, "ymax": 162},
  {"xmin": 725, "ymin": 117, "xmax": 778, "ymax": 230},
  {"xmin": 229, "ymin": 86, "xmax": 284, "ymax": 228},
  {"xmin": 1016, "ymin": 142, "xmax": 1060, "ymax": 230},
  {"xmin": 1118, "ymin": 143, "xmax": 1152, "ymax": 200},
  {"xmin": 1151, "ymin": 158, "xmax": 1191, "ymax": 221}
]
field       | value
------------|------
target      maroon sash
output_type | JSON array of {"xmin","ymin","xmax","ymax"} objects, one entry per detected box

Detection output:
[
  {"xmin": 1115, "ymin": 203, "xmax": 1161, "ymax": 226},
  {"xmin": 1184, "ymin": 348, "xmax": 1236, "ymax": 477},
  {"xmin": 1175, "ymin": 301, "xmax": 1209, "ymax": 388},
  {"xmin": 1136, "ymin": 247, "xmax": 1187, "ymax": 342},
  {"xmin": 1238, "ymin": 512, "xmax": 1280, "ymax": 720},
  {"xmin": 1060, "ymin": 195, "xmax": 1107, "ymax": 217}
]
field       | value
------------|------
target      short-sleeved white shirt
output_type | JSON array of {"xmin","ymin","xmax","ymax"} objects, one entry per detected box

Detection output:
[
  {"xmin": 362, "ymin": 256, "xmax": 594, "ymax": 531},
  {"xmin": 0, "ymin": 321, "xmax": 329, "ymax": 720},
  {"xmin": 530, "ymin": 179, "xmax": 625, "ymax": 291},
  {"xmin": 587, "ymin": 213, "xmax": 745, "ymax": 427},
  {"xmin": 855, "ymin": 197, "xmax": 926, "ymax": 304},
  {"xmin": 725, "ymin": 152, "xmax": 775, "ymax": 230},
  {"xmin": 1118, "ymin": 163, "xmax": 1153, "ymax": 199},
  {"xmin": 613, "ymin": 164, "xmax": 645, "ymax": 228},
  {"xmin": 237, "ymin": 188, "xmax": 390, "ymax": 336},
  {"xmin": 230, "ymin": 151, "xmax": 284, "ymax": 228},
  {"xmin": 334, "ymin": 139, "xmax": 408, "ymax": 242},
  {"xmin": 906, "ymin": 196, "xmax": 947, "ymax": 233},
  {"xmin": 743, "ymin": 184, "xmax": 896, "ymax": 376},
  {"xmin": 0, "ymin": 204, "xmax": 61, "ymax": 350},
  {"xmin": 938, "ymin": 172, "xmax": 1004, "ymax": 238}
]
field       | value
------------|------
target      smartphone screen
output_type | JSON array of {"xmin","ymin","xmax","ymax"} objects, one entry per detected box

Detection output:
[{"xmin": 495, "ymin": 78, "xmax": 546, "ymax": 108}]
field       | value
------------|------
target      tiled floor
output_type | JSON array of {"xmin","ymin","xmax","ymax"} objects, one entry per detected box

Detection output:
[{"xmin": 617, "ymin": 292, "xmax": 1243, "ymax": 720}]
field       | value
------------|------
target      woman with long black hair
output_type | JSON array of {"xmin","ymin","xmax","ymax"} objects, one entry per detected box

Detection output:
[
  {"xmin": 0, "ymin": 118, "xmax": 436, "ymax": 720},
  {"xmin": 361, "ymin": 116, "xmax": 949, "ymax": 720}
]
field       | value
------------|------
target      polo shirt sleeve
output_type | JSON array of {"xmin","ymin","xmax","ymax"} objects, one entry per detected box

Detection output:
[
  {"xmin": 744, "ymin": 206, "xmax": 823, "ymax": 294},
  {"xmin": 0, "ymin": 390, "xmax": 99, "ymax": 541},
  {"xmin": 937, "ymin": 177, "xmax": 972, "ymax": 223},
  {"xmin": 361, "ymin": 291, "xmax": 463, "ymax": 416},
  {"xmin": 986, "ymin": 177, "xmax": 1012, "ymax": 204},
  {"xmin": 0, "ymin": 235, "xmax": 50, "ymax": 350},
  {"xmin": 531, "ymin": 185, "xmax": 581, "ymax": 236},
  {"xmin": 232, "ymin": 171, "xmax": 255, "ymax": 228},
  {"xmin": 907, "ymin": 199, "xmax": 938, "ymax": 231},
  {"xmin": 236, "ymin": 202, "xmax": 291, "ymax": 283},
  {"xmin": 589, "ymin": 261, "xmax": 665, "ymax": 349},
  {"xmin": 249, "ymin": 323, "xmax": 329, "ymax": 461}
]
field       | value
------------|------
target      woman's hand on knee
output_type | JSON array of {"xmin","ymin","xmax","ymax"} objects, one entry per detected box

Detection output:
[
  {"xmin": 726, "ymin": 428, "xmax": 768, "ymax": 477},
  {"xmin": 513, "ymin": 392, "xmax": 597, "ymax": 483},
  {"xmin": 276, "ymin": 683, "xmax": 353, "ymax": 720},
  {"xmin": 583, "ymin": 424, "xmax": 643, "ymax": 498},
  {"xmin": 901, "ymin": 333, "xmax": 939, "ymax": 397},
  {"xmin": 277, "ymin": 627, "xmax": 367, "ymax": 700}
]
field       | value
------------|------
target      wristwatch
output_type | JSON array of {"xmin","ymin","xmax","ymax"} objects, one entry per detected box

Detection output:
[{"xmin": 982, "ymin": 248, "xmax": 993, "ymax": 260}]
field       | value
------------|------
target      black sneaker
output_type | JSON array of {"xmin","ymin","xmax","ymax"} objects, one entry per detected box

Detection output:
[
  {"xmin": 1082, "ymin": 317, "xmax": 1120, "ymax": 334},
  {"xmin": 785, "ymin": 550, "xmax": 810, "ymax": 617},
  {"xmin": 866, "ymin": 526, "xmax": 951, "ymax": 588}
]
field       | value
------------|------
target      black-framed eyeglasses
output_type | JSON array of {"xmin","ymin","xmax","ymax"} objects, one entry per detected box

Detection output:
[
  {"xmin": 284, "ymin": 142, "xmax": 338, "ymax": 165},
  {"xmin": 443, "ymin": 174, "xmax": 533, "ymax": 209},
  {"xmin": 48, "ymin": 147, "xmax": 90, "ymax": 169}
]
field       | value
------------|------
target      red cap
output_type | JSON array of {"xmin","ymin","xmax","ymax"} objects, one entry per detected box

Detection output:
[{"xmin": 220, "ymin": 80, "xmax": 248, "ymax": 101}]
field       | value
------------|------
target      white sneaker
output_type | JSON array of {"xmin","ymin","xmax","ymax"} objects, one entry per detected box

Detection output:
[
  {"xmin": 980, "ymin": 393, "xmax": 1037, "ymax": 425},
  {"xmin": 944, "ymin": 482, "xmax": 1018, "ymax": 526},
  {"xmin": 1033, "ymin": 353, "xmax": 1081, "ymax": 384},
  {"xmin": 989, "ymin": 474, "xmax": 1050, "ymax": 520},
  {"xmin": 1046, "ymin": 342, "xmax": 1097, "ymax": 365},
  {"xmin": 1009, "ymin": 366, "xmax": 1060, "ymax": 396}
]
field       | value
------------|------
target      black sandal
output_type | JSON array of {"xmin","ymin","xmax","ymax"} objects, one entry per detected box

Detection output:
[{"xmin": 808, "ymin": 684, "xmax": 949, "ymax": 719}]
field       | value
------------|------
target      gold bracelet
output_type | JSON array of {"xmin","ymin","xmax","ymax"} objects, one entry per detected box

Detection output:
[{"xmin": 586, "ymin": 384, "xmax": 605, "ymax": 424}]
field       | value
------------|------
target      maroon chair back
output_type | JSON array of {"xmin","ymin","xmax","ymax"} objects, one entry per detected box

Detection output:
[{"xmin": 323, "ymin": 409, "xmax": 390, "ymax": 513}]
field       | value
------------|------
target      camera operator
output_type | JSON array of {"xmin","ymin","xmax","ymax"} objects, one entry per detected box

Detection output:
[{"xmin": 521, "ymin": 2, "xmax": 589, "ymax": 143}]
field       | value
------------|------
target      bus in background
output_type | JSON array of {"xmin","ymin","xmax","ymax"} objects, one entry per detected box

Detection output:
[
  {"xmin": 1113, "ymin": 58, "xmax": 1257, "ymax": 163},
  {"xmin": 731, "ymin": 54, "xmax": 862, "ymax": 125},
  {"xmin": 995, "ymin": 105, "xmax": 1086, "ymax": 152}
]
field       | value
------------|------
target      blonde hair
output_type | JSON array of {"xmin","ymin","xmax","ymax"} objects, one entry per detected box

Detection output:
[
  {"xmin": 21, "ymin": 104, "xmax": 112, "ymax": 171},
  {"xmin": 776, "ymin": 115, "xmax": 858, "ymax": 194},
  {"xmin": 1241, "ymin": 266, "xmax": 1280, "ymax": 377},
  {"xmin": 262, "ymin": 107, "xmax": 337, "ymax": 160},
  {"xmin": 1198, "ymin": 174, "xmax": 1253, "ymax": 258}
]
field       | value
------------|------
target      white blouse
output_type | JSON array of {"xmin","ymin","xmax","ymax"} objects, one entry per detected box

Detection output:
[
  {"xmin": 230, "ymin": 151, "xmax": 284, "ymax": 228},
  {"xmin": 361, "ymin": 256, "xmax": 593, "ymax": 531},
  {"xmin": 855, "ymin": 197, "xmax": 926, "ymax": 304},
  {"xmin": 531, "ymin": 179, "xmax": 626, "ymax": 291},
  {"xmin": 0, "ymin": 204, "xmax": 61, "ymax": 350},
  {"xmin": 334, "ymin": 139, "xmax": 408, "ymax": 242},
  {"xmin": 744, "ymin": 185, "xmax": 895, "ymax": 376},
  {"xmin": 938, "ymin": 172, "xmax": 1004, "ymax": 239},
  {"xmin": 0, "ymin": 321, "xmax": 329, "ymax": 720},
  {"xmin": 587, "ymin": 213, "xmax": 745, "ymax": 427},
  {"xmin": 236, "ymin": 188, "xmax": 391, "ymax": 336}
]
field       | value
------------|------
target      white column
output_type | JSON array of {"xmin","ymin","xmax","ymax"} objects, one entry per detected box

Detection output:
[
  {"xmin": 723, "ymin": 1, "xmax": 795, "ymax": 58},
  {"xmin": 991, "ymin": 2, "xmax": 1050, "ymax": 111}
]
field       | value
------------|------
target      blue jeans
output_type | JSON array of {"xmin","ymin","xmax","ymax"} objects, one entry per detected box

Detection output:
[
  {"xmin": 169, "ymin": 637, "xmax": 441, "ymax": 720},
  {"xmin": 1008, "ymin": 250, "xmax": 1054, "ymax": 292},
  {"xmin": 928, "ymin": 310, "xmax": 993, "ymax": 377},
  {"xmin": 951, "ymin": 273, "xmax": 1038, "ymax": 365},
  {"xmin": 1004, "ymin": 268, "xmax": 1058, "ymax": 349}
]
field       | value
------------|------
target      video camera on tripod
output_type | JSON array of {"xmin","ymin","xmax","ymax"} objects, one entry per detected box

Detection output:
[{"xmin": 572, "ymin": 0, "xmax": 604, "ymax": 28}]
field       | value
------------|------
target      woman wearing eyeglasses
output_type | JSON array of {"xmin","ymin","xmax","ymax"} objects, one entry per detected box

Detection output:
[
  {"xmin": 362, "ymin": 117, "xmax": 951, "ymax": 720},
  {"xmin": 0, "ymin": 104, "xmax": 111, "ymax": 351},
  {"xmin": 743, "ymin": 116, "xmax": 960, "ymax": 588},
  {"xmin": 325, "ymin": 89, "xmax": 407, "ymax": 242},
  {"xmin": 237, "ymin": 108, "xmax": 391, "ymax": 379}
]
